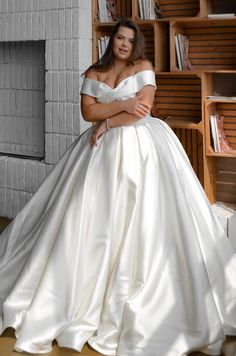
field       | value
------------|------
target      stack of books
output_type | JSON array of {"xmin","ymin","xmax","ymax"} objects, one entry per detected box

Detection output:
[
  {"xmin": 98, "ymin": 36, "xmax": 110, "ymax": 59},
  {"xmin": 138, "ymin": 0, "xmax": 165, "ymax": 20},
  {"xmin": 209, "ymin": 112, "xmax": 232, "ymax": 153},
  {"xmin": 175, "ymin": 34, "xmax": 195, "ymax": 71},
  {"xmin": 97, "ymin": 0, "xmax": 118, "ymax": 22},
  {"xmin": 212, "ymin": 202, "xmax": 236, "ymax": 252}
]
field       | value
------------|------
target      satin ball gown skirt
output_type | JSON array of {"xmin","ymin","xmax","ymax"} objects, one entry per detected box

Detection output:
[{"xmin": 0, "ymin": 70, "xmax": 235, "ymax": 355}]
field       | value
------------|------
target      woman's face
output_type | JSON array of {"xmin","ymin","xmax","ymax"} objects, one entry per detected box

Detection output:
[{"xmin": 112, "ymin": 26, "xmax": 135, "ymax": 61}]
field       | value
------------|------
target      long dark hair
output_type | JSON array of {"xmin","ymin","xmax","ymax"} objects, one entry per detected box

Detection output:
[{"xmin": 85, "ymin": 18, "xmax": 146, "ymax": 74}]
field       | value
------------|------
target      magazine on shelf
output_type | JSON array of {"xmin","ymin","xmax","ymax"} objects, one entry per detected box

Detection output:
[
  {"xmin": 138, "ymin": 0, "xmax": 165, "ymax": 20},
  {"xmin": 208, "ymin": 13, "xmax": 236, "ymax": 18},
  {"xmin": 175, "ymin": 34, "xmax": 195, "ymax": 70},
  {"xmin": 209, "ymin": 113, "xmax": 232, "ymax": 153},
  {"xmin": 207, "ymin": 95, "xmax": 236, "ymax": 101},
  {"xmin": 98, "ymin": 0, "xmax": 117, "ymax": 22},
  {"xmin": 98, "ymin": 36, "xmax": 110, "ymax": 59}
]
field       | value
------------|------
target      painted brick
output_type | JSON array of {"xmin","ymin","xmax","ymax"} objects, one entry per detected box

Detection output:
[
  {"xmin": 59, "ymin": 133, "xmax": 67, "ymax": 157},
  {"xmin": 52, "ymin": 71, "xmax": 59, "ymax": 101},
  {"xmin": 65, "ymin": 103, "xmax": 73, "ymax": 134},
  {"xmin": 58, "ymin": 0, "xmax": 65, "ymax": 9},
  {"xmin": 45, "ymin": 102, "xmax": 53, "ymax": 133},
  {"xmin": 26, "ymin": 12, "xmax": 32, "ymax": 40},
  {"xmin": 6, "ymin": 13, "xmax": 12, "ymax": 41},
  {"xmin": 79, "ymin": 39, "xmax": 92, "ymax": 70},
  {"xmin": 73, "ymin": 72, "xmax": 80, "ymax": 103},
  {"xmin": 38, "ymin": 0, "xmax": 45, "ymax": 11},
  {"xmin": 65, "ymin": 0, "xmax": 73, "ymax": 8},
  {"xmin": 59, "ymin": 71, "xmax": 66, "ymax": 102},
  {"xmin": 0, "ymin": 188, "xmax": 6, "ymax": 217},
  {"xmin": 73, "ymin": 103, "xmax": 80, "ymax": 135},
  {"xmin": 32, "ymin": 12, "xmax": 40, "ymax": 40},
  {"xmin": 19, "ymin": 191, "xmax": 26, "ymax": 211},
  {"xmin": 32, "ymin": 0, "xmax": 40, "ymax": 12},
  {"xmin": 72, "ymin": 7, "xmax": 79, "ymax": 38},
  {"xmin": 66, "ymin": 40, "xmax": 73, "ymax": 69},
  {"xmin": 52, "ymin": 10, "xmax": 59, "ymax": 40},
  {"xmin": 8, "ymin": 0, "xmax": 14, "ymax": 13},
  {"xmin": 59, "ymin": 102, "xmax": 66, "ymax": 133},
  {"xmin": 65, "ymin": 8, "xmax": 72, "ymax": 39},
  {"xmin": 0, "ymin": 157, "xmax": 6, "ymax": 188},
  {"xmin": 38, "ymin": 11, "xmax": 45, "ymax": 39},
  {"xmin": 19, "ymin": 0, "xmax": 27, "ymax": 12},
  {"xmin": 79, "ymin": 8, "xmax": 92, "ymax": 39},
  {"xmin": 45, "ymin": 10, "xmax": 52, "ymax": 39},
  {"xmin": 12, "ymin": 190, "xmax": 19, "ymax": 217},
  {"xmin": 66, "ymin": 71, "xmax": 73, "ymax": 102},
  {"xmin": 52, "ymin": 40, "xmax": 59, "ymax": 70},
  {"xmin": 58, "ymin": 9, "xmax": 65, "ymax": 38},
  {"xmin": 38, "ymin": 163, "xmax": 46, "ymax": 186},
  {"xmin": 45, "ymin": 133, "xmax": 53, "ymax": 164},
  {"xmin": 52, "ymin": 133, "xmax": 59, "ymax": 163},
  {"xmin": 45, "ymin": 71, "xmax": 52, "ymax": 101},
  {"xmin": 19, "ymin": 12, "xmax": 27, "ymax": 40},
  {"xmin": 58, "ymin": 40, "xmax": 66, "ymax": 70},
  {"xmin": 73, "ymin": 39, "xmax": 79, "ymax": 70},
  {"xmin": 45, "ymin": 40, "xmax": 52, "ymax": 70},
  {"xmin": 52, "ymin": 102, "xmax": 60, "ymax": 133},
  {"xmin": 79, "ymin": 0, "xmax": 92, "ymax": 9}
]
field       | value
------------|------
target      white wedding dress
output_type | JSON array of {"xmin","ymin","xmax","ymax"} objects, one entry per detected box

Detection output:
[{"xmin": 0, "ymin": 70, "xmax": 236, "ymax": 356}]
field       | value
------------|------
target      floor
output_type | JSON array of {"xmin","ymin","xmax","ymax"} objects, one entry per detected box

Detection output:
[
  {"xmin": 0, "ymin": 219, "xmax": 236, "ymax": 355},
  {"xmin": 0, "ymin": 328, "xmax": 236, "ymax": 356}
]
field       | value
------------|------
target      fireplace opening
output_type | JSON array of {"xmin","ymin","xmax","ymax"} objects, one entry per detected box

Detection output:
[{"xmin": 0, "ymin": 41, "xmax": 45, "ymax": 159}]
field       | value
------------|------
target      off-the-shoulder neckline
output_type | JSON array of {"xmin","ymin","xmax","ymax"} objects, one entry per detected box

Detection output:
[{"xmin": 84, "ymin": 69, "xmax": 155, "ymax": 90}]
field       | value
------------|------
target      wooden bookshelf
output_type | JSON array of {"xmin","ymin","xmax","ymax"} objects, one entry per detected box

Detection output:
[{"xmin": 92, "ymin": 0, "xmax": 236, "ymax": 204}]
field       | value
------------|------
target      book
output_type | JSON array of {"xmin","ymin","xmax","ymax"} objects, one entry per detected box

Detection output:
[
  {"xmin": 208, "ymin": 13, "xmax": 236, "ymax": 18},
  {"xmin": 207, "ymin": 95, "xmax": 236, "ymax": 101},
  {"xmin": 106, "ymin": 0, "xmax": 118, "ymax": 21},
  {"xmin": 98, "ymin": 0, "xmax": 117, "ymax": 22},
  {"xmin": 98, "ymin": 36, "xmax": 110, "ymax": 59},
  {"xmin": 209, "ymin": 113, "xmax": 232, "ymax": 153},
  {"xmin": 98, "ymin": 0, "xmax": 109, "ymax": 22},
  {"xmin": 175, "ymin": 35, "xmax": 183, "ymax": 70},
  {"xmin": 138, "ymin": 0, "xmax": 165, "ymax": 19},
  {"xmin": 175, "ymin": 34, "xmax": 195, "ymax": 70}
]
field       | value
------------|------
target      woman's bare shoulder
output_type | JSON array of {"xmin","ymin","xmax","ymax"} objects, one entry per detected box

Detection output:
[
  {"xmin": 135, "ymin": 59, "xmax": 154, "ymax": 72},
  {"xmin": 85, "ymin": 69, "xmax": 99, "ymax": 80}
]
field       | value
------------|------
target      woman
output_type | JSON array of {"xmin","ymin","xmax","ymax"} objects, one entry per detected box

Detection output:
[{"xmin": 0, "ymin": 18, "xmax": 236, "ymax": 356}]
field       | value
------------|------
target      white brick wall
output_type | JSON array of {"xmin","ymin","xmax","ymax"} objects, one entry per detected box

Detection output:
[{"xmin": 0, "ymin": 0, "xmax": 92, "ymax": 218}]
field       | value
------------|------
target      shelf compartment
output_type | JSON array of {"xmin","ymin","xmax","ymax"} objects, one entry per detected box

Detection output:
[
  {"xmin": 133, "ymin": 0, "xmax": 200, "ymax": 19},
  {"xmin": 205, "ymin": 100, "xmax": 236, "ymax": 156},
  {"xmin": 200, "ymin": 0, "xmax": 236, "ymax": 18},
  {"xmin": 203, "ymin": 73, "xmax": 236, "ymax": 99},
  {"xmin": 170, "ymin": 19, "xmax": 236, "ymax": 71},
  {"xmin": 216, "ymin": 157, "xmax": 236, "ymax": 203},
  {"xmin": 93, "ymin": 0, "xmax": 132, "ymax": 23},
  {"xmin": 153, "ymin": 74, "xmax": 202, "ymax": 128},
  {"xmin": 159, "ymin": 0, "xmax": 200, "ymax": 19},
  {"xmin": 174, "ymin": 128, "xmax": 204, "ymax": 185}
]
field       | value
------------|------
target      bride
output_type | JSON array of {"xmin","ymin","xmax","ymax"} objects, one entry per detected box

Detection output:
[{"xmin": 0, "ymin": 18, "xmax": 236, "ymax": 356}]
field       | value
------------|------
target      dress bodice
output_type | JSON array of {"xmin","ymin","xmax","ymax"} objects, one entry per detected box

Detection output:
[{"xmin": 80, "ymin": 69, "xmax": 156, "ymax": 103}]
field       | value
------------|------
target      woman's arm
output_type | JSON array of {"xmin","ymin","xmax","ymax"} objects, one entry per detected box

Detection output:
[
  {"xmin": 91, "ymin": 85, "xmax": 155, "ymax": 146},
  {"xmin": 108, "ymin": 85, "xmax": 155, "ymax": 128},
  {"xmin": 81, "ymin": 92, "xmax": 151, "ymax": 122}
]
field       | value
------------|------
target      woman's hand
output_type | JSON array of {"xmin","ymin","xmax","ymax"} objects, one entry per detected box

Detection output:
[
  {"xmin": 91, "ymin": 121, "xmax": 107, "ymax": 147},
  {"xmin": 122, "ymin": 94, "xmax": 151, "ymax": 118}
]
